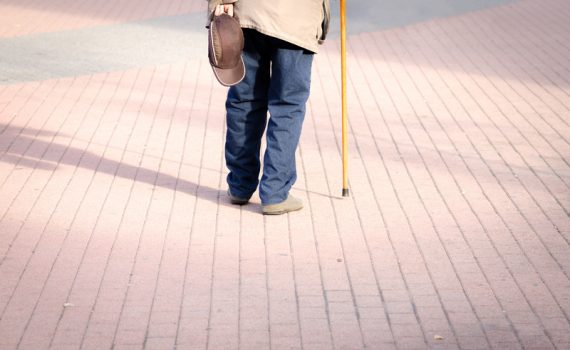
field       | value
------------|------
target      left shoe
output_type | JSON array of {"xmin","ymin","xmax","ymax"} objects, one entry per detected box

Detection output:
[
  {"xmin": 261, "ymin": 195, "xmax": 303, "ymax": 215},
  {"xmin": 227, "ymin": 189, "xmax": 250, "ymax": 205}
]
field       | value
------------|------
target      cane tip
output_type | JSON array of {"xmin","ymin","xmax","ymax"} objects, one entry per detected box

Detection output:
[{"xmin": 342, "ymin": 188, "xmax": 350, "ymax": 197}]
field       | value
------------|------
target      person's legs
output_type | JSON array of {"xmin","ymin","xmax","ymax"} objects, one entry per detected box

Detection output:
[
  {"xmin": 225, "ymin": 30, "xmax": 271, "ymax": 200},
  {"xmin": 259, "ymin": 39, "xmax": 314, "ymax": 205}
]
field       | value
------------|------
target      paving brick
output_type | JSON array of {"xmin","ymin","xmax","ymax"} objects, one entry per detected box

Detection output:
[{"xmin": 1, "ymin": 1, "xmax": 569, "ymax": 349}]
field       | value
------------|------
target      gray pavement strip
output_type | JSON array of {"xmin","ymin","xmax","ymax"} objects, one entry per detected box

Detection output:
[
  {"xmin": 328, "ymin": 0, "xmax": 515, "ymax": 36},
  {"xmin": 0, "ymin": 13, "xmax": 207, "ymax": 85},
  {"xmin": 0, "ymin": 0, "xmax": 515, "ymax": 84}
]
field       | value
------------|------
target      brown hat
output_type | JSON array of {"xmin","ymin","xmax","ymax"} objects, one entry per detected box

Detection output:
[{"xmin": 208, "ymin": 13, "xmax": 245, "ymax": 87}]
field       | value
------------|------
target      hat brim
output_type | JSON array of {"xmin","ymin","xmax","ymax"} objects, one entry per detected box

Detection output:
[{"xmin": 211, "ymin": 57, "xmax": 245, "ymax": 87}]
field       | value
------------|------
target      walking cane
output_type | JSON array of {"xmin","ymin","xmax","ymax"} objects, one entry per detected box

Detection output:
[{"xmin": 340, "ymin": 0, "xmax": 350, "ymax": 197}]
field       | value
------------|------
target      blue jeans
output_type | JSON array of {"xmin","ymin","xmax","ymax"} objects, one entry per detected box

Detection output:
[{"xmin": 225, "ymin": 29, "xmax": 314, "ymax": 205}]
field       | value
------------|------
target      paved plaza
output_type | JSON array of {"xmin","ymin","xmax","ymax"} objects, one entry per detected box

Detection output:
[{"xmin": 0, "ymin": 0, "xmax": 569, "ymax": 349}]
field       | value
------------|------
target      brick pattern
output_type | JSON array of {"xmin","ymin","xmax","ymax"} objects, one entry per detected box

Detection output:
[{"xmin": 1, "ymin": 0, "xmax": 569, "ymax": 349}]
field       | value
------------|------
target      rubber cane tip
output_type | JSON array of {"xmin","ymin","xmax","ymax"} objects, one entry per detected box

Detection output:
[{"xmin": 342, "ymin": 188, "xmax": 350, "ymax": 197}]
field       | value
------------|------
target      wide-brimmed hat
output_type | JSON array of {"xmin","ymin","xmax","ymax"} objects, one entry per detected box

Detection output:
[{"xmin": 208, "ymin": 13, "xmax": 245, "ymax": 87}]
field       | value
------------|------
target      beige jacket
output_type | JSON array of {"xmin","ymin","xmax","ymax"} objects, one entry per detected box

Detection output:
[{"xmin": 207, "ymin": 0, "xmax": 330, "ymax": 53}]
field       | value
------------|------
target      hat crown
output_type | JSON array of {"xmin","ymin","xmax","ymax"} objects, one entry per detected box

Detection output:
[{"xmin": 209, "ymin": 14, "xmax": 244, "ymax": 69}]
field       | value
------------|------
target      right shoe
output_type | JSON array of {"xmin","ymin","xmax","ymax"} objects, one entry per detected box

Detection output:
[
  {"xmin": 227, "ymin": 189, "xmax": 250, "ymax": 205},
  {"xmin": 262, "ymin": 195, "xmax": 303, "ymax": 215}
]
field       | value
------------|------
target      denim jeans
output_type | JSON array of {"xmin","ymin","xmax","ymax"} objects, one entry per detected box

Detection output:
[{"xmin": 225, "ymin": 29, "xmax": 314, "ymax": 205}]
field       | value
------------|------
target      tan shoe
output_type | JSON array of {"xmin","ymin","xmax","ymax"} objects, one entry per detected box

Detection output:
[{"xmin": 262, "ymin": 195, "xmax": 303, "ymax": 215}]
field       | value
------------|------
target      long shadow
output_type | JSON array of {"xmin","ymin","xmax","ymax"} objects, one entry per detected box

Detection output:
[{"xmin": 0, "ymin": 124, "xmax": 261, "ymax": 213}]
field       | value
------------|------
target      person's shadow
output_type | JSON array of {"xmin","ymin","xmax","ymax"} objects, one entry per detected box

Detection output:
[{"xmin": 0, "ymin": 123, "xmax": 260, "ymax": 213}]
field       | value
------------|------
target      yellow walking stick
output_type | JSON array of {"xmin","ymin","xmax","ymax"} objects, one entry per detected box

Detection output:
[{"xmin": 340, "ymin": 0, "xmax": 349, "ymax": 197}]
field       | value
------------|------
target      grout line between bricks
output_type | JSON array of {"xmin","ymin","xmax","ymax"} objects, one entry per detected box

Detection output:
[
  {"xmin": 407, "ymin": 21, "xmax": 568, "ymax": 347},
  {"xmin": 428, "ymin": 17, "xmax": 570, "ymax": 272},
  {"xmin": 0, "ymin": 76, "xmax": 91, "ymax": 318},
  {"xmin": 173, "ymin": 60, "xmax": 209, "ymax": 349},
  {"xmin": 76, "ymin": 67, "xmax": 146, "ymax": 349}
]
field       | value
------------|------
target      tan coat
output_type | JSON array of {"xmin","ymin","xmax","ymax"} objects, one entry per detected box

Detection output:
[{"xmin": 207, "ymin": 0, "xmax": 330, "ymax": 53}]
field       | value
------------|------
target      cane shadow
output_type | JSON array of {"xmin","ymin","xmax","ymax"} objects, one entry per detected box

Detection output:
[{"xmin": 0, "ymin": 124, "xmax": 261, "ymax": 213}]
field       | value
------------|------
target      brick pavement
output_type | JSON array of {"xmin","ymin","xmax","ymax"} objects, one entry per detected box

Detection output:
[{"xmin": 0, "ymin": 0, "xmax": 569, "ymax": 349}]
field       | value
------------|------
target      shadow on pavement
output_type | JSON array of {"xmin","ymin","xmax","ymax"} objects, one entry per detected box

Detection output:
[{"xmin": 0, "ymin": 123, "xmax": 263, "ymax": 213}]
